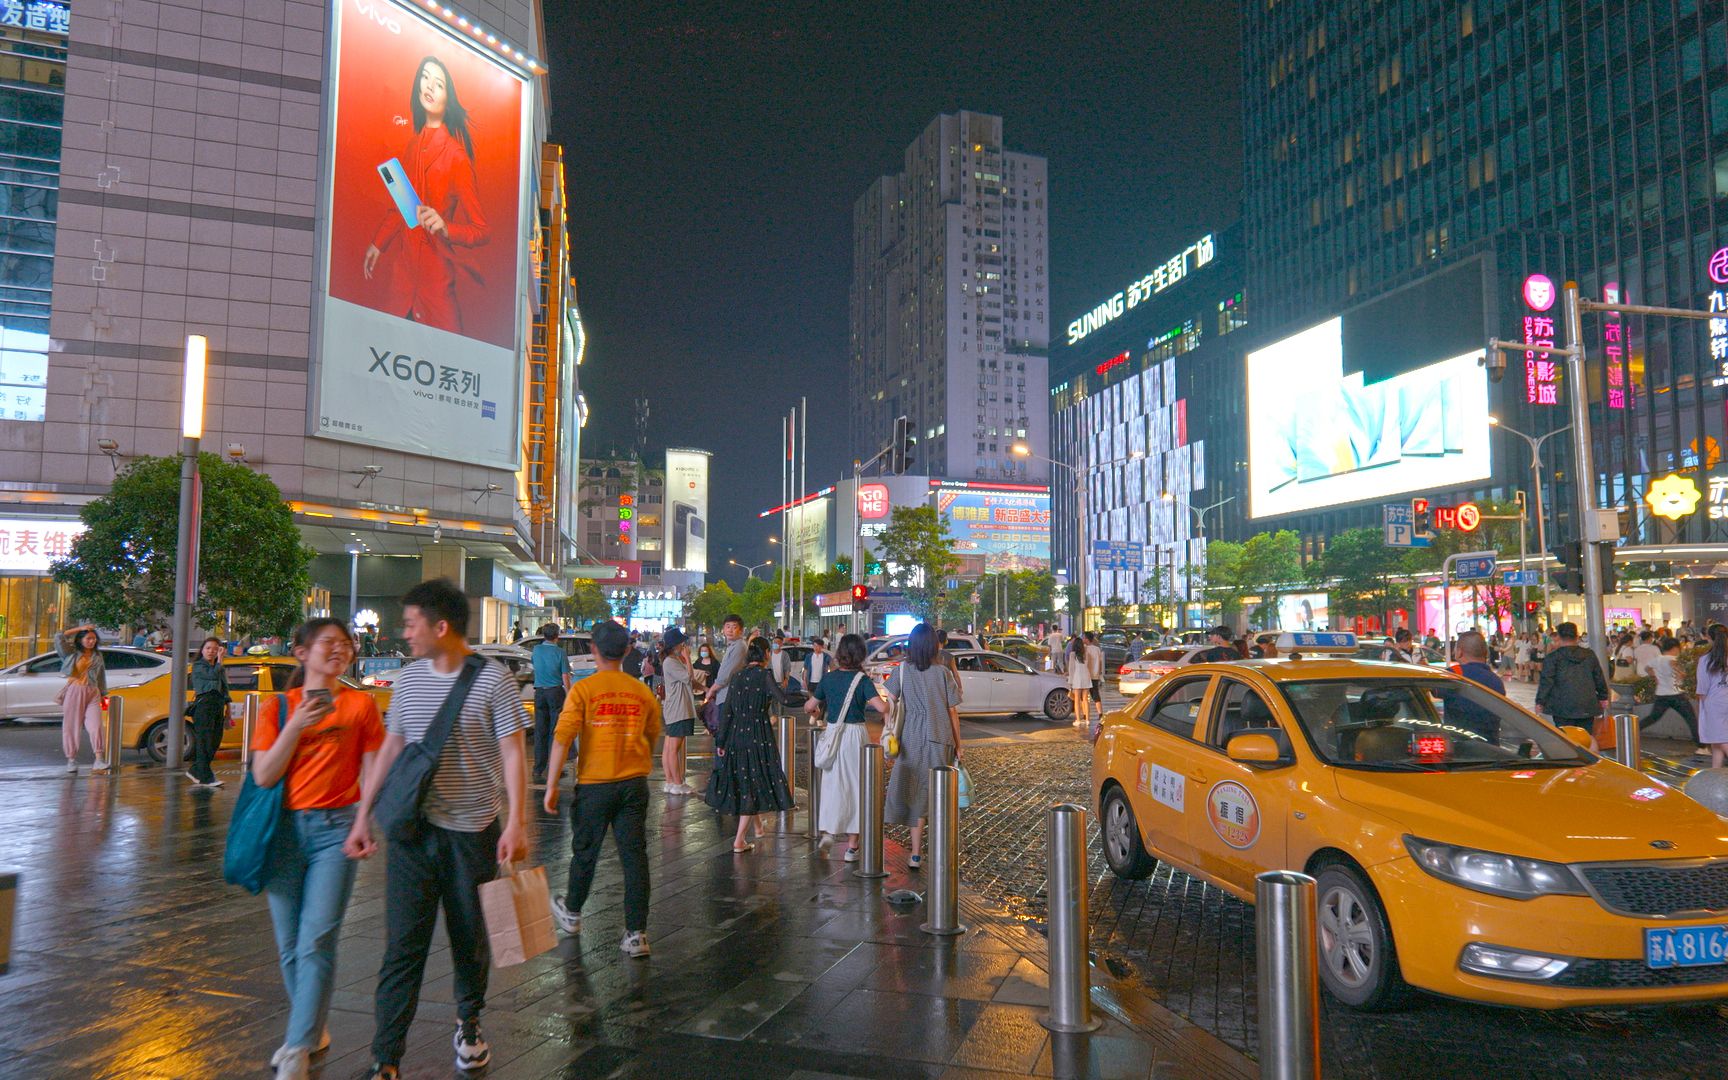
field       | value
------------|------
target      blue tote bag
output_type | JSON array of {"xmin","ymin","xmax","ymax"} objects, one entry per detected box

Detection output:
[{"xmin": 223, "ymin": 693, "xmax": 288, "ymax": 894}]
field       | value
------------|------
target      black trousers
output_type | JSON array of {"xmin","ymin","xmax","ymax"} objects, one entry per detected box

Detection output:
[
  {"xmin": 564, "ymin": 776, "xmax": 650, "ymax": 933},
  {"xmin": 372, "ymin": 819, "xmax": 500, "ymax": 1066},
  {"xmin": 188, "ymin": 693, "xmax": 225, "ymax": 783},
  {"xmin": 532, "ymin": 687, "xmax": 565, "ymax": 777},
  {"xmin": 1643, "ymin": 694, "xmax": 1700, "ymax": 743}
]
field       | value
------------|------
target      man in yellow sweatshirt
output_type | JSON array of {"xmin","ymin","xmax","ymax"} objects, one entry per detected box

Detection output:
[{"xmin": 543, "ymin": 619, "xmax": 662, "ymax": 958}]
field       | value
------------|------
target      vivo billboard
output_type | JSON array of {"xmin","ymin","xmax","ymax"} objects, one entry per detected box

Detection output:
[
  {"xmin": 665, "ymin": 449, "xmax": 711, "ymax": 573},
  {"xmin": 311, "ymin": 0, "xmax": 533, "ymax": 469}
]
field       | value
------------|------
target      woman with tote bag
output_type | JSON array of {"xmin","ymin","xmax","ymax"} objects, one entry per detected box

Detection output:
[
  {"xmin": 880, "ymin": 623, "xmax": 962, "ymax": 870},
  {"xmin": 802, "ymin": 633, "xmax": 885, "ymax": 863}
]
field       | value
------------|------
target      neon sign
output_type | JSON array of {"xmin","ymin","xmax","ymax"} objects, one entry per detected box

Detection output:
[
  {"xmin": 1522, "ymin": 273, "xmax": 1558, "ymax": 406},
  {"xmin": 1095, "ymin": 352, "xmax": 1128, "ymax": 377},
  {"xmin": 1066, "ymin": 234, "xmax": 1216, "ymax": 345},
  {"xmin": 1708, "ymin": 250, "xmax": 1728, "ymax": 388}
]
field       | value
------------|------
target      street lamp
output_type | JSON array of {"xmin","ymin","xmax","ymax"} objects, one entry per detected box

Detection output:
[
  {"xmin": 1161, "ymin": 491, "xmax": 1237, "ymax": 629},
  {"xmin": 731, "ymin": 558, "xmax": 773, "ymax": 580},
  {"xmin": 1489, "ymin": 415, "xmax": 1570, "ymax": 625},
  {"xmin": 166, "ymin": 334, "xmax": 207, "ymax": 772},
  {"xmin": 1014, "ymin": 442, "xmax": 1143, "ymax": 632}
]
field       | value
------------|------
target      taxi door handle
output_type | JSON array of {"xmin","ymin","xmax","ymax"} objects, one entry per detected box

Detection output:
[{"xmin": 1190, "ymin": 770, "xmax": 1209, "ymax": 784}]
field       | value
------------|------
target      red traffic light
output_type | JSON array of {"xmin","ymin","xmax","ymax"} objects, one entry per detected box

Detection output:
[
  {"xmin": 1524, "ymin": 601, "xmax": 1540, "ymax": 615},
  {"xmin": 851, "ymin": 584, "xmax": 870, "ymax": 602}
]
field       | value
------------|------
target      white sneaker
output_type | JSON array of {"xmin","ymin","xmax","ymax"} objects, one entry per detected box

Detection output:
[
  {"xmin": 843, "ymin": 846, "xmax": 859, "ymax": 863},
  {"xmin": 65, "ymin": 759, "xmax": 77, "ymax": 774},
  {"xmin": 453, "ymin": 1018, "xmax": 489, "ymax": 1071},
  {"xmin": 276, "ymin": 1047, "xmax": 311, "ymax": 1080},
  {"xmin": 270, "ymin": 1027, "xmax": 330, "ymax": 1066},
  {"xmin": 662, "ymin": 781, "xmax": 681, "ymax": 794},
  {"xmin": 184, "ymin": 771, "xmax": 203, "ymax": 785},
  {"xmin": 551, "ymin": 894, "xmax": 580, "ymax": 935},
  {"xmin": 91, "ymin": 757, "xmax": 109, "ymax": 773},
  {"xmin": 678, "ymin": 782, "xmax": 699, "ymax": 794},
  {"xmin": 620, "ymin": 930, "xmax": 650, "ymax": 958},
  {"xmin": 816, "ymin": 832, "xmax": 835, "ymax": 853},
  {"xmin": 207, "ymin": 777, "xmax": 225, "ymax": 788}
]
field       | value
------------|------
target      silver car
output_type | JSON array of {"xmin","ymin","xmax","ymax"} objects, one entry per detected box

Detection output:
[
  {"xmin": 0, "ymin": 647, "xmax": 171, "ymax": 720},
  {"xmin": 875, "ymin": 648, "xmax": 1073, "ymax": 722}
]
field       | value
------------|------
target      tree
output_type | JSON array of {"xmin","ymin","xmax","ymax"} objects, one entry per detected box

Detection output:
[
  {"xmin": 562, "ymin": 580, "xmax": 611, "ymax": 627},
  {"xmin": 738, "ymin": 576, "xmax": 777, "ymax": 630},
  {"xmin": 1009, "ymin": 570, "xmax": 1057, "ymax": 626},
  {"xmin": 1309, "ymin": 527, "xmax": 1409, "ymax": 626},
  {"xmin": 1100, "ymin": 594, "xmax": 1130, "ymax": 628},
  {"xmin": 687, "ymin": 580, "xmax": 736, "ymax": 631},
  {"xmin": 874, "ymin": 505, "xmax": 960, "ymax": 622},
  {"xmin": 1237, "ymin": 530, "xmax": 1303, "ymax": 627},
  {"xmin": 52, "ymin": 452, "xmax": 312, "ymax": 636}
]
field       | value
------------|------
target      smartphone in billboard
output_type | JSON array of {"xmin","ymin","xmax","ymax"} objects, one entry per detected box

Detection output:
[
  {"xmin": 673, "ymin": 502, "xmax": 706, "ymax": 572},
  {"xmin": 376, "ymin": 158, "xmax": 421, "ymax": 229}
]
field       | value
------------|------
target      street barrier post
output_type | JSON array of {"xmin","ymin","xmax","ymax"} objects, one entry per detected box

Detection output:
[
  {"xmin": 921, "ymin": 765, "xmax": 965, "ymax": 936},
  {"xmin": 805, "ymin": 725, "xmax": 824, "ymax": 839},
  {"xmin": 777, "ymin": 709, "xmax": 798, "ymax": 809},
  {"xmin": 1614, "ymin": 712, "xmax": 1640, "ymax": 770},
  {"xmin": 854, "ymin": 743, "xmax": 887, "ymax": 879},
  {"xmin": 104, "ymin": 695, "xmax": 123, "ymax": 772},
  {"xmin": 1040, "ymin": 803, "xmax": 1102, "ymax": 1032},
  {"xmin": 0, "ymin": 869, "xmax": 16, "ymax": 975},
  {"xmin": 1255, "ymin": 870, "xmax": 1321, "ymax": 1080},
  {"xmin": 240, "ymin": 693, "xmax": 260, "ymax": 771}
]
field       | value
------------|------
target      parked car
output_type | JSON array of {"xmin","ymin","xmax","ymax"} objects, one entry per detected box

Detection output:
[
  {"xmin": 864, "ymin": 632, "xmax": 985, "ymax": 679},
  {"xmin": 108, "ymin": 655, "xmax": 394, "ymax": 763},
  {"xmin": 474, "ymin": 643, "xmax": 534, "ymax": 687},
  {"xmin": 513, "ymin": 631, "xmax": 597, "ymax": 680},
  {"xmin": 1092, "ymin": 654, "xmax": 1728, "ymax": 1010},
  {"xmin": 0, "ymin": 647, "xmax": 170, "ymax": 721},
  {"xmin": 873, "ymin": 648, "xmax": 1072, "ymax": 721},
  {"xmin": 1117, "ymin": 646, "xmax": 1206, "ymax": 696}
]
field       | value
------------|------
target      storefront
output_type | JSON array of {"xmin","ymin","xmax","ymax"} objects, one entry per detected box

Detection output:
[{"xmin": 0, "ymin": 518, "xmax": 83, "ymax": 665}]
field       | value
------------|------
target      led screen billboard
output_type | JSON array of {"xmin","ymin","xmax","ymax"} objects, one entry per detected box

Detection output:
[
  {"xmin": 1246, "ymin": 317, "xmax": 1490, "ymax": 518},
  {"xmin": 312, "ymin": 0, "xmax": 532, "ymax": 469},
  {"xmin": 787, "ymin": 496, "xmax": 829, "ymax": 573},
  {"xmin": 933, "ymin": 484, "xmax": 1052, "ymax": 573},
  {"xmin": 665, "ymin": 449, "xmax": 711, "ymax": 573}
]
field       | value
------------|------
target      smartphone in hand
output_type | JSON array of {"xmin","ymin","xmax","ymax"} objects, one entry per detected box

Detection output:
[{"xmin": 377, "ymin": 158, "xmax": 421, "ymax": 228}]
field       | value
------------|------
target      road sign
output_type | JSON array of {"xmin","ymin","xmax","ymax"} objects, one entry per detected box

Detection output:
[
  {"xmin": 1382, "ymin": 504, "xmax": 1431, "ymax": 548},
  {"xmin": 1502, "ymin": 570, "xmax": 1540, "ymax": 587},
  {"xmin": 1091, "ymin": 540, "xmax": 1143, "ymax": 571},
  {"xmin": 1453, "ymin": 554, "xmax": 1498, "ymax": 581}
]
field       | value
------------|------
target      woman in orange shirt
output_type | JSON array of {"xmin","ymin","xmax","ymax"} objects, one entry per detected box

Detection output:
[{"xmin": 250, "ymin": 618, "xmax": 385, "ymax": 1080}]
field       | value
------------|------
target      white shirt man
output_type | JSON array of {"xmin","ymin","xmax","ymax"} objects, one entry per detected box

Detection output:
[
  {"xmin": 1632, "ymin": 633, "xmax": 1662, "ymax": 679},
  {"xmin": 1045, "ymin": 628, "xmax": 1067, "ymax": 673}
]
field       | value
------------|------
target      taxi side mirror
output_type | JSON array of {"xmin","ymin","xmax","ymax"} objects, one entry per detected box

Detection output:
[
  {"xmin": 1226, "ymin": 730, "xmax": 1294, "ymax": 769},
  {"xmin": 1559, "ymin": 726, "xmax": 1596, "ymax": 751}
]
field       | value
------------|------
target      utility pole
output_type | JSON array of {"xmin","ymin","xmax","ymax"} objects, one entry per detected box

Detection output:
[{"xmin": 1560, "ymin": 283, "xmax": 1610, "ymax": 668}]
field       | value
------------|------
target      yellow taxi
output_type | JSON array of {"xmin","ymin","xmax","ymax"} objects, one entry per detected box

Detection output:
[
  {"xmin": 1092, "ymin": 636, "xmax": 1728, "ymax": 1010},
  {"xmin": 111, "ymin": 656, "xmax": 392, "ymax": 763}
]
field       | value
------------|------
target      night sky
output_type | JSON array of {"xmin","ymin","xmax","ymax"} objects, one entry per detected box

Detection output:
[{"xmin": 543, "ymin": 1, "xmax": 1242, "ymax": 586}]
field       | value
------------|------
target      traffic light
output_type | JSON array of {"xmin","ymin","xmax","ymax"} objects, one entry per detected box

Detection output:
[
  {"xmin": 1554, "ymin": 540, "xmax": 1616, "ymax": 595},
  {"xmin": 851, "ymin": 583, "xmax": 870, "ymax": 610},
  {"xmin": 1524, "ymin": 601, "xmax": 1540, "ymax": 616},
  {"xmin": 1412, "ymin": 497, "xmax": 1430, "ymax": 535},
  {"xmin": 888, "ymin": 415, "xmax": 915, "ymax": 474}
]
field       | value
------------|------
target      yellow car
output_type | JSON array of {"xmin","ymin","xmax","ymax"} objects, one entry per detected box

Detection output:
[
  {"xmin": 111, "ymin": 656, "xmax": 392, "ymax": 763},
  {"xmin": 1092, "ymin": 654, "xmax": 1728, "ymax": 1010}
]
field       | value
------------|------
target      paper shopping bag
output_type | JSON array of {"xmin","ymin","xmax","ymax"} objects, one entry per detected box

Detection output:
[{"xmin": 479, "ymin": 863, "xmax": 557, "ymax": 967}]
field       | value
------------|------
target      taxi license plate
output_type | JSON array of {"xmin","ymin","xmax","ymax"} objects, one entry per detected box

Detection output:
[{"xmin": 1645, "ymin": 925, "xmax": 1728, "ymax": 969}]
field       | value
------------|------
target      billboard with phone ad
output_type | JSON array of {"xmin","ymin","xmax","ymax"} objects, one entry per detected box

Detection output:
[
  {"xmin": 311, "ymin": 0, "xmax": 533, "ymax": 469},
  {"xmin": 665, "ymin": 449, "xmax": 711, "ymax": 573}
]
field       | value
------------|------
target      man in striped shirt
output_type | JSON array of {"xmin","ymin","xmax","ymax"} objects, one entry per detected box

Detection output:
[{"xmin": 348, "ymin": 579, "xmax": 529, "ymax": 1080}]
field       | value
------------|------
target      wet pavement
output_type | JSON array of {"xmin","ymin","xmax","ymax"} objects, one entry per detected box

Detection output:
[{"xmin": 0, "ymin": 737, "xmax": 1249, "ymax": 1080}]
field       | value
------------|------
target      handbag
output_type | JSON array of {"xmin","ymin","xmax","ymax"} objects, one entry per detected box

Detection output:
[
  {"xmin": 884, "ymin": 693, "xmax": 904, "ymax": 759},
  {"xmin": 479, "ymin": 861, "xmax": 557, "ymax": 967},
  {"xmin": 222, "ymin": 693, "xmax": 289, "ymax": 895},
  {"xmin": 372, "ymin": 654, "xmax": 486, "ymax": 842},
  {"xmin": 700, "ymin": 695, "xmax": 722, "ymax": 738},
  {"xmin": 813, "ymin": 673, "xmax": 864, "ymax": 770},
  {"xmin": 955, "ymin": 762, "xmax": 974, "ymax": 810}
]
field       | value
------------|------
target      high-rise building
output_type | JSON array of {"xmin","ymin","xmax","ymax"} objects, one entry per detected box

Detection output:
[
  {"xmin": 849, "ymin": 111, "xmax": 1050, "ymax": 483},
  {"xmin": 1240, "ymin": 2, "xmax": 1728, "ymax": 586}
]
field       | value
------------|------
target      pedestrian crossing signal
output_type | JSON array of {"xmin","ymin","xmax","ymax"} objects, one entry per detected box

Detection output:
[{"xmin": 851, "ymin": 583, "xmax": 870, "ymax": 611}]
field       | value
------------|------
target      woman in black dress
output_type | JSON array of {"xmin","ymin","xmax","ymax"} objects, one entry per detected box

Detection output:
[{"xmin": 704, "ymin": 636, "xmax": 794, "ymax": 852}]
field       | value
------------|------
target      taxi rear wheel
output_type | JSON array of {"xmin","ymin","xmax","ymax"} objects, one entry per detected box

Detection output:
[
  {"xmin": 1099, "ymin": 785, "xmax": 1157, "ymax": 880},
  {"xmin": 1043, "ymin": 690, "xmax": 1073, "ymax": 721},
  {"xmin": 144, "ymin": 720, "xmax": 191, "ymax": 764},
  {"xmin": 1314, "ymin": 862, "xmax": 1411, "ymax": 1011}
]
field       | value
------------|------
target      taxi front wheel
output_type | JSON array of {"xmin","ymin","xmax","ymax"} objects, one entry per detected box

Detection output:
[
  {"xmin": 1313, "ymin": 862, "xmax": 1412, "ymax": 1011},
  {"xmin": 1099, "ymin": 786, "xmax": 1156, "ymax": 880}
]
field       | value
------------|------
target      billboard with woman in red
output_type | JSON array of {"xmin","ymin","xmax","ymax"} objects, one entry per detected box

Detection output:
[{"xmin": 313, "ymin": 0, "xmax": 532, "ymax": 469}]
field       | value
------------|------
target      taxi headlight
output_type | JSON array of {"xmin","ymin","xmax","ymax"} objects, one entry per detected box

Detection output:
[{"xmin": 1402, "ymin": 836, "xmax": 1586, "ymax": 900}]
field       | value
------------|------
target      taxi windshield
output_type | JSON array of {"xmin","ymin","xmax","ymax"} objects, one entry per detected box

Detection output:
[{"xmin": 1274, "ymin": 678, "xmax": 1594, "ymax": 771}]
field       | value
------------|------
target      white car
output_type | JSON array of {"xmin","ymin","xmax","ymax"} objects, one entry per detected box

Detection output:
[
  {"xmin": 0, "ymin": 647, "xmax": 171, "ymax": 720},
  {"xmin": 514, "ymin": 632, "xmax": 597, "ymax": 681},
  {"xmin": 1116, "ymin": 646, "xmax": 1205, "ymax": 697},
  {"xmin": 875, "ymin": 648, "xmax": 1073, "ymax": 722},
  {"xmin": 864, "ymin": 632, "xmax": 985, "ymax": 680}
]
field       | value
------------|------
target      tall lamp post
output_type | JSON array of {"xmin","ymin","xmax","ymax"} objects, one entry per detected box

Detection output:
[
  {"xmin": 1161, "ymin": 492, "xmax": 1237, "ymax": 629},
  {"xmin": 731, "ymin": 558, "xmax": 773, "ymax": 581},
  {"xmin": 1488, "ymin": 416, "xmax": 1569, "ymax": 628},
  {"xmin": 166, "ymin": 334, "xmax": 207, "ymax": 772},
  {"xmin": 1012, "ymin": 443, "xmax": 1143, "ymax": 633}
]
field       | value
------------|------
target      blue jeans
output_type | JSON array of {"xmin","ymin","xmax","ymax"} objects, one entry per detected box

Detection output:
[{"xmin": 265, "ymin": 805, "xmax": 360, "ymax": 1051}]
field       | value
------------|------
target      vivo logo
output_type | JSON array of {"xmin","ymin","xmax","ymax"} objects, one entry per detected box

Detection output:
[{"xmin": 354, "ymin": 0, "xmax": 402, "ymax": 34}]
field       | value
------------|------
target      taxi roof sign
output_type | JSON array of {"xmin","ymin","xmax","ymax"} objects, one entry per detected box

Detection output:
[{"xmin": 1274, "ymin": 631, "xmax": 1358, "ymax": 654}]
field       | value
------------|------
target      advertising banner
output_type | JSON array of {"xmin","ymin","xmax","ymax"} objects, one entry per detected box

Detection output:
[
  {"xmin": 664, "ymin": 450, "xmax": 710, "ymax": 573},
  {"xmin": 313, "ymin": 0, "xmax": 531, "ymax": 469},
  {"xmin": 787, "ymin": 495, "xmax": 829, "ymax": 572},
  {"xmin": 1274, "ymin": 592, "xmax": 1329, "ymax": 632},
  {"xmin": 932, "ymin": 484, "xmax": 1051, "ymax": 573},
  {"xmin": 0, "ymin": 518, "xmax": 84, "ymax": 574}
]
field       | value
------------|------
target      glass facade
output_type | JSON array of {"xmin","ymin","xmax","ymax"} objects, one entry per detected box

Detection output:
[
  {"xmin": 0, "ymin": 575, "xmax": 69, "ymax": 665},
  {"xmin": 0, "ymin": 0, "xmax": 66, "ymax": 423},
  {"xmin": 1243, "ymin": 0, "xmax": 1728, "ymax": 549}
]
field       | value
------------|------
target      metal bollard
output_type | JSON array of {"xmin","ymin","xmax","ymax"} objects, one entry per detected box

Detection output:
[
  {"xmin": 104, "ymin": 695, "xmax": 123, "ymax": 771},
  {"xmin": 1613, "ymin": 712, "xmax": 1640, "ymax": 769},
  {"xmin": 777, "ymin": 710, "xmax": 799, "ymax": 809},
  {"xmin": 1040, "ymin": 803, "xmax": 1102, "ymax": 1032},
  {"xmin": 854, "ymin": 742, "xmax": 887, "ymax": 879},
  {"xmin": 0, "ymin": 868, "xmax": 16, "ymax": 975},
  {"xmin": 805, "ymin": 725, "xmax": 824, "ymax": 840},
  {"xmin": 920, "ymin": 766, "xmax": 965, "ymax": 936},
  {"xmin": 1255, "ymin": 871, "xmax": 1321, "ymax": 1080},
  {"xmin": 240, "ymin": 693, "xmax": 260, "ymax": 770}
]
